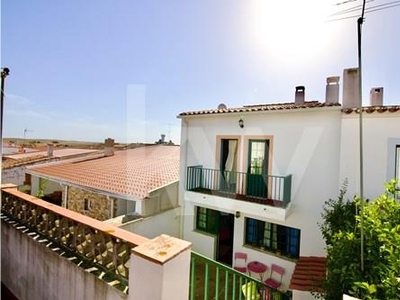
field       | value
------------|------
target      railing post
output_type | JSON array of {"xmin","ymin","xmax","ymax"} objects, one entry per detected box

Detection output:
[{"xmin": 129, "ymin": 234, "xmax": 192, "ymax": 300}]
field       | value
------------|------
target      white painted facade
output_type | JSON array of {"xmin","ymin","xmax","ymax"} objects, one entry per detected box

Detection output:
[
  {"xmin": 179, "ymin": 102, "xmax": 400, "ymax": 296},
  {"xmin": 339, "ymin": 112, "xmax": 400, "ymax": 199}
]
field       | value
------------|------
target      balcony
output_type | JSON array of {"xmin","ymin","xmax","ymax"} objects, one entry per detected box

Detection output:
[{"xmin": 186, "ymin": 166, "xmax": 292, "ymax": 208}]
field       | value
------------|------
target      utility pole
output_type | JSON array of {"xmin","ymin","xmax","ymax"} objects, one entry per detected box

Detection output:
[
  {"xmin": 1, "ymin": 67, "xmax": 10, "ymax": 159},
  {"xmin": 357, "ymin": 0, "xmax": 367, "ymax": 273}
]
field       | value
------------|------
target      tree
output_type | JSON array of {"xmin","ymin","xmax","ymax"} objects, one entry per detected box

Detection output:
[{"xmin": 318, "ymin": 179, "xmax": 400, "ymax": 300}]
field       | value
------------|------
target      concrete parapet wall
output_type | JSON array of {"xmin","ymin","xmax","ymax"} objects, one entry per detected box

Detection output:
[{"xmin": 1, "ymin": 221, "xmax": 126, "ymax": 300}]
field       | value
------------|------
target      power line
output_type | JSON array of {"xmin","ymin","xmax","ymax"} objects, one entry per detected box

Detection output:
[
  {"xmin": 330, "ymin": 0, "xmax": 375, "ymax": 16},
  {"xmin": 327, "ymin": 1, "xmax": 400, "ymax": 22}
]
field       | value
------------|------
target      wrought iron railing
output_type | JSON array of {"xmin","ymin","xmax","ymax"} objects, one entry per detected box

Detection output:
[
  {"xmin": 190, "ymin": 251, "xmax": 291, "ymax": 300},
  {"xmin": 187, "ymin": 166, "xmax": 292, "ymax": 207},
  {"xmin": 0, "ymin": 188, "xmax": 148, "ymax": 294}
]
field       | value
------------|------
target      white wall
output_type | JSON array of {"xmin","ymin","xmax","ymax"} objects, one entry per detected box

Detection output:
[
  {"xmin": 118, "ymin": 207, "xmax": 181, "ymax": 239},
  {"xmin": 141, "ymin": 181, "xmax": 179, "ymax": 216},
  {"xmin": 292, "ymin": 290, "xmax": 316, "ymax": 300},
  {"xmin": 339, "ymin": 113, "xmax": 400, "ymax": 200},
  {"xmin": 2, "ymin": 166, "xmax": 28, "ymax": 185}
]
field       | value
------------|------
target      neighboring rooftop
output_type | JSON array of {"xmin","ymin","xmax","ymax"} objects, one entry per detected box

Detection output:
[
  {"xmin": 27, "ymin": 145, "xmax": 180, "ymax": 200},
  {"xmin": 289, "ymin": 256, "xmax": 327, "ymax": 292},
  {"xmin": 4, "ymin": 148, "xmax": 99, "ymax": 160},
  {"xmin": 2, "ymin": 148, "xmax": 101, "ymax": 170}
]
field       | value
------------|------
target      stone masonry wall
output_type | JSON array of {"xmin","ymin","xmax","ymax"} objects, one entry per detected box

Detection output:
[{"xmin": 66, "ymin": 187, "xmax": 116, "ymax": 221}]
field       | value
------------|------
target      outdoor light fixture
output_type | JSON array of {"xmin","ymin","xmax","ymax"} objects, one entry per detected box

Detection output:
[
  {"xmin": 238, "ymin": 118, "xmax": 244, "ymax": 128},
  {"xmin": 235, "ymin": 211, "xmax": 241, "ymax": 218}
]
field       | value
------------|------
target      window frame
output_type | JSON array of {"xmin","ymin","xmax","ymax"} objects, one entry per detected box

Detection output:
[
  {"xmin": 84, "ymin": 198, "xmax": 92, "ymax": 211},
  {"xmin": 195, "ymin": 206, "xmax": 219, "ymax": 234},
  {"xmin": 245, "ymin": 217, "xmax": 301, "ymax": 259}
]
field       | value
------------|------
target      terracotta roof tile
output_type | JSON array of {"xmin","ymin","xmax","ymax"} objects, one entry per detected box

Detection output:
[
  {"xmin": 342, "ymin": 105, "xmax": 400, "ymax": 114},
  {"xmin": 178, "ymin": 101, "xmax": 341, "ymax": 116},
  {"xmin": 179, "ymin": 101, "xmax": 400, "ymax": 117},
  {"xmin": 27, "ymin": 145, "xmax": 180, "ymax": 200},
  {"xmin": 289, "ymin": 256, "xmax": 327, "ymax": 292}
]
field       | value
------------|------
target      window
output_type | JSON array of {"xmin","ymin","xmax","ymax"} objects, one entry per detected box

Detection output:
[
  {"xmin": 24, "ymin": 174, "xmax": 31, "ymax": 185},
  {"xmin": 84, "ymin": 198, "xmax": 92, "ymax": 211},
  {"xmin": 245, "ymin": 218, "xmax": 300, "ymax": 259},
  {"xmin": 196, "ymin": 206, "xmax": 219, "ymax": 234}
]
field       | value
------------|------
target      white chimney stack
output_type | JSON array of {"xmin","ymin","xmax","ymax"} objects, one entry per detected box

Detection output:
[
  {"xmin": 325, "ymin": 76, "xmax": 340, "ymax": 104},
  {"xmin": 295, "ymin": 86, "xmax": 305, "ymax": 104},
  {"xmin": 370, "ymin": 87, "xmax": 383, "ymax": 106},
  {"xmin": 342, "ymin": 68, "xmax": 360, "ymax": 108}
]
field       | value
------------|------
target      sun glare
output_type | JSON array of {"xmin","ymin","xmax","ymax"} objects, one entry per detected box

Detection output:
[{"xmin": 247, "ymin": 0, "xmax": 333, "ymax": 67}]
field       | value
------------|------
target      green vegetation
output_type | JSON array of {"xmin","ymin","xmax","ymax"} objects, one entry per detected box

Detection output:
[
  {"xmin": 36, "ymin": 178, "xmax": 48, "ymax": 199},
  {"xmin": 318, "ymin": 179, "xmax": 400, "ymax": 300}
]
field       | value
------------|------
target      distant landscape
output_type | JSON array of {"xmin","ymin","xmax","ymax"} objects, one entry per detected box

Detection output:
[{"xmin": 3, "ymin": 138, "xmax": 129, "ymax": 151}]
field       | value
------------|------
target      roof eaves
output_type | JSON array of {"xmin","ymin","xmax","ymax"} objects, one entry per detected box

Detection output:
[
  {"xmin": 342, "ymin": 105, "xmax": 400, "ymax": 114},
  {"xmin": 27, "ymin": 171, "xmax": 141, "ymax": 202},
  {"xmin": 178, "ymin": 102, "xmax": 342, "ymax": 117}
]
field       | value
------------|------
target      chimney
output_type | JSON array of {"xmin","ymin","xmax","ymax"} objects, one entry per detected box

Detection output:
[
  {"xmin": 47, "ymin": 144, "xmax": 54, "ymax": 157},
  {"xmin": 342, "ymin": 68, "xmax": 359, "ymax": 108},
  {"xmin": 325, "ymin": 76, "xmax": 340, "ymax": 104},
  {"xmin": 295, "ymin": 86, "xmax": 305, "ymax": 104},
  {"xmin": 104, "ymin": 138, "xmax": 114, "ymax": 156},
  {"xmin": 370, "ymin": 87, "xmax": 383, "ymax": 106}
]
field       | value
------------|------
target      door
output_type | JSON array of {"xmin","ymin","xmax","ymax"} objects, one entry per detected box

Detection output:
[
  {"xmin": 246, "ymin": 140, "xmax": 269, "ymax": 198},
  {"xmin": 220, "ymin": 139, "xmax": 238, "ymax": 193},
  {"xmin": 216, "ymin": 212, "xmax": 234, "ymax": 265}
]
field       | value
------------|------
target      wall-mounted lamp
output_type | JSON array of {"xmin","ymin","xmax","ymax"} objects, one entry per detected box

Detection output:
[
  {"xmin": 238, "ymin": 118, "xmax": 244, "ymax": 128},
  {"xmin": 235, "ymin": 211, "xmax": 241, "ymax": 218}
]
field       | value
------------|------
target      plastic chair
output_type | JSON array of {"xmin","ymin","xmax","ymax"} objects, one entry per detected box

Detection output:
[
  {"xmin": 241, "ymin": 281, "xmax": 261, "ymax": 300},
  {"xmin": 264, "ymin": 263, "xmax": 285, "ymax": 289},
  {"xmin": 233, "ymin": 252, "xmax": 248, "ymax": 273}
]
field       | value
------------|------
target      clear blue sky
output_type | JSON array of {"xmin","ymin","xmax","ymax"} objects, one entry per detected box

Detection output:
[{"xmin": 2, "ymin": 0, "xmax": 399, "ymax": 144}]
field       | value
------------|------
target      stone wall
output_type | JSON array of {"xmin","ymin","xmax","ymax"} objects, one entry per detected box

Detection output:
[{"xmin": 66, "ymin": 187, "xmax": 117, "ymax": 221}]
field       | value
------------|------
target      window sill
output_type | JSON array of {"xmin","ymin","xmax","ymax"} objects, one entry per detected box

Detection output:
[
  {"xmin": 194, "ymin": 229, "xmax": 217, "ymax": 238},
  {"xmin": 243, "ymin": 244, "xmax": 298, "ymax": 262}
]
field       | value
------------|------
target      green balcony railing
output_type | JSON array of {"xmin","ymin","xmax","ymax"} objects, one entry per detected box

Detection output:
[
  {"xmin": 186, "ymin": 166, "xmax": 292, "ymax": 207},
  {"xmin": 190, "ymin": 251, "xmax": 291, "ymax": 300}
]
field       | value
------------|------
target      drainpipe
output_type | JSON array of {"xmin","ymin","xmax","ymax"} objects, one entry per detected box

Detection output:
[{"xmin": 179, "ymin": 118, "xmax": 189, "ymax": 239}]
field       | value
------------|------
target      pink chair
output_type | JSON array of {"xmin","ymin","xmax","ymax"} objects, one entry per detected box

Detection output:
[
  {"xmin": 264, "ymin": 263, "xmax": 285, "ymax": 289},
  {"xmin": 233, "ymin": 252, "xmax": 248, "ymax": 273}
]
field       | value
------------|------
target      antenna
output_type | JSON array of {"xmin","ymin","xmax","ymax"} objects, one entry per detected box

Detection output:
[{"xmin": 23, "ymin": 128, "xmax": 34, "ymax": 142}]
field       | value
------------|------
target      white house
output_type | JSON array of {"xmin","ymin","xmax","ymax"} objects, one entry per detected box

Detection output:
[{"xmin": 177, "ymin": 68, "xmax": 400, "ymax": 299}]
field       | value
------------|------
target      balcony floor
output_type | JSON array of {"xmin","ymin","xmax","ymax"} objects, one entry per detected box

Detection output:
[{"xmin": 189, "ymin": 188, "xmax": 285, "ymax": 208}]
